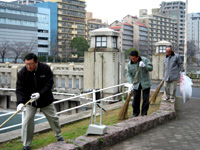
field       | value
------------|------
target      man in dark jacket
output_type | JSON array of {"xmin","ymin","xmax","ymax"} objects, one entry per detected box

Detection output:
[{"xmin": 16, "ymin": 53, "xmax": 63, "ymax": 150}]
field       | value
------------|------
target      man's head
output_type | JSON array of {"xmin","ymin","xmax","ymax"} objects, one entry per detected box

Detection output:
[
  {"xmin": 130, "ymin": 50, "xmax": 139, "ymax": 63},
  {"xmin": 24, "ymin": 53, "xmax": 38, "ymax": 72},
  {"xmin": 166, "ymin": 46, "xmax": 173, "ymax": 56}
]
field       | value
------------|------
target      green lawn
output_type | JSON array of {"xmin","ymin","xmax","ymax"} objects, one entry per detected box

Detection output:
[{"xmin": 0, "ymin": 94, "xmax": 162, "ymax": 150}]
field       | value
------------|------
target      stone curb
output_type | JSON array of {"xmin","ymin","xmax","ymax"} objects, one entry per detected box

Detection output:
[{"xmin": 38, "ymin": 97, "xmax": 176, "ymax": 150}]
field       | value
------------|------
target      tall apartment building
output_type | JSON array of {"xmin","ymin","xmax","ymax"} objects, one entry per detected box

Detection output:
[
  {"xmin": 138, "ymin": 12, "xmax": 177, "ymax": 60},
  {"xmin": 110, "ymin": 20, "xmax": 134, "ymax": 52},
  {"xmin": 0, "ymin": 1, "xmax": 38, "ymax": 62},
  {"xmin": 123, "ymin": 15, "xmax": 148, "ymax": 58},
  {"xmin": 46, "ymin": 0, "xmax": 87, "ymax": 61},
  {"xmin": 86, "ymin": 12, "xmax": 108, "ymax": 43},
  {"xmin": 188, "ymin": 13, "xmax": 200, "ymax": 60},
  {"xmin": 159, "ymin": 1, "xmax": 186, "ymax": 55}
]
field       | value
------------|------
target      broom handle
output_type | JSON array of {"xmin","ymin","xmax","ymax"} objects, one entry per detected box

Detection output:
[
  {"xmin": 133, "ymin": 67, "xmax": 140, "ymax": 85},
  {"xmin": 0, "ymin": 99, "xmax": 33, "ymax": 128}
]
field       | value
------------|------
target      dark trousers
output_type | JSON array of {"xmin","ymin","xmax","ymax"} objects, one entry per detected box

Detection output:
[{"xmin": 132, "ymin": 84, "xmax": 150, "ymax": 116}]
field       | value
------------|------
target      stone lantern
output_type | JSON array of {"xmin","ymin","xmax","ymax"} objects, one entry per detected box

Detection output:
[
  {"xmin": 84, "ymin": 28, "xmax": 125, "ymax": 97},
  {"xmin": 152, "ymin": 41, "xmax": 171, "ymax": 80}
]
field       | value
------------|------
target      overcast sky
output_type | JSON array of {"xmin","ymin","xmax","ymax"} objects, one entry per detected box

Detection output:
[
  {"xmin": 1, "ymin": 0, "xmax": 200, "ymax": 24},
  {"xmin": 85, "ymin": 0, "xmax": 200, "ymax": 24}
]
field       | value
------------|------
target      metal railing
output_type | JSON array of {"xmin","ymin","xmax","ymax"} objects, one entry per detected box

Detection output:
[{"xmin": 0, "ymin": 83, "xmax": 130, "ymax": 133}]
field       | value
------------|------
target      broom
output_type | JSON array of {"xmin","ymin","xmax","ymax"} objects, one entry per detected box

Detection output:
[
  {"xmin": 0, "ymin": 98, "xmax": 33, "ymax": 128},
  {"xmin": 118, "ymin": 67, "xmax": 140, "ymax": 120},
  {"xmin": 149, "ymin": 80, "xmax": 164, "ymax": 104}
]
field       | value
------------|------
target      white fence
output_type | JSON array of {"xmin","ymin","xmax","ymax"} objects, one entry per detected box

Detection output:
[{"xmin": 0, "ymin": 83, "xmax": 129, "ymax": 133}]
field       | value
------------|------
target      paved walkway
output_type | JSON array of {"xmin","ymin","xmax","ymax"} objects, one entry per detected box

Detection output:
[{"xmin": 109, "ymin": 97, "xmax": 200, "ymax": 150}]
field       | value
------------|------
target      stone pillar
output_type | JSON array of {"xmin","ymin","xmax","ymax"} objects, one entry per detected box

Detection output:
[
  {"xmin": 152, "ymin": 41, "xmax": 171, "ymax": 81},
  {"xmin": 11, "ymin": 66, "xmax": 19, "ymax": 89},
  {"xmin": 152, "ymin": 53, "xmax": 165, "ymax": 80},
  {"xmin": 84, "ymin": 28, "xmax": 125, "ymax": 96}
]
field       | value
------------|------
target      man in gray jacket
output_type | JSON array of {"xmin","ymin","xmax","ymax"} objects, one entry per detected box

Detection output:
[{"xmin": 164, "ymin": 46, "xmax": 185, "ymax": 103}]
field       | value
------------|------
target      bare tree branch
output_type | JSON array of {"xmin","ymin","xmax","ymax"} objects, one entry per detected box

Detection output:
[{"xmin": 0, "ymin": 40, "xmax": 10, "ymax": 63}]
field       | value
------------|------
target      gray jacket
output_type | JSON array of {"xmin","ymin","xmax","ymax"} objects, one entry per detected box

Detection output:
[
  {"xmin": 164, "ymin": 52, "xmax": 185, "ymax": 81},
  {"xmin": 127, "ymin": 56, "xmax": 153, "ymax": 90}
]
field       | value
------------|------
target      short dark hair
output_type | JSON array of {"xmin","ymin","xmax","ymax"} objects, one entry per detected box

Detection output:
[
  {"xmin": 24, "ymin": 53, "xmax": 38, "ymax": 62},
  {"xmin": 130, "ymin": 50, "xmax": 138, "ymax": 57}
]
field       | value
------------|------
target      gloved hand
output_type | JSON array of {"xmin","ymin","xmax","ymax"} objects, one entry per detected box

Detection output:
[
  {"xmin": 139, "ymin": 61, "xmax": 145, "ymax": 67},
  {"xmin": 181, "ymin": 72, "xmax": 185, "ymax": 75},
  {"xmin": 17, "ymin": 103, "xmax": 24, "ymax": 111},
  {"xmin": 31, "ymin": 92, "xmax": 40, "ymax": 102},
  {"xmin": 130, "ymin": 84, "xmax": 134, "ymax": 91}
]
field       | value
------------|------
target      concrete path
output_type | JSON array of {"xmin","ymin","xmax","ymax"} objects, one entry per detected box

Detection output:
[{"xmin": 109, "ymin": 97, "xmax": 200, "ymax": 150}]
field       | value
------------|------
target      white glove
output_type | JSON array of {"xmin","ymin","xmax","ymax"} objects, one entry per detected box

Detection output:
[
  {"xmin": 130, "ymin": 84, "xmax": 134, "ymax": 91},
  {"xmin": 139, "ymin": 61, "xmax": 145, "ymax": 67},
  {"xmin": 31, "ymin": 92, "xmax": 40, "ymax": 102},
  {"xmin": 17, "ymin": 103, "xmax": 24, "ymax": 111}
]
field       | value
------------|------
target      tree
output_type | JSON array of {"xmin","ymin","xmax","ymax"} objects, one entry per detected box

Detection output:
[
  {"xmin": 21, "ymin": 39, "xmax": 37, "ymax": 61},
  {"xmin": 50, "ymin": 30, "xmax": 59, "ymax": 62},
  {"xmin": 70, "ymin": 37, "xmax": 89, "ymax": 61},
  {"xmin": 125, "ymin": 48, "xmax": 139, "ymax": 60},
  {"xmin": 187, "ymin": 40, "xmax": 198, "ymax": 65},
  {"xmin": 0, "ymin": 40, "xmax": 10, "ymax": 63},
  {"xmin": 11, "ymin": 41, "xmax": 27, "ymax": 63}
]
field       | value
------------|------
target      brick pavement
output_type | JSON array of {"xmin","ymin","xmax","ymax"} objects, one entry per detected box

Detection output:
[{"xmin": 109, "ymin": 97, "xmax": 200, "ymax": 150}]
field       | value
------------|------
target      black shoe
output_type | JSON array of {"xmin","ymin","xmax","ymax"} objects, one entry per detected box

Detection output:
[
  {"xmin": 23, "ymin": 146, "xmax": 30, "ymax": 150},
  {"xmin": 133, "ymin": 114, "xmax": 138, "ymax": 118},
  {"xmin": 57, "ymin": 136, "xmax": 64, "ymax": 141}
]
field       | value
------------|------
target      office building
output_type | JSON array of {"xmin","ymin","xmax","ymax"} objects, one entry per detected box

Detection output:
[
  {"xmin": 159, "ymin": 1, "xmax": 186, "ymax": 55},
  {"xmin": 32, "ymin": 2, "xmax": 58, "ymax": 57},
  {"xmin": 188, "ymin": 13, "xmax": 200, "ymax": 61},
  {"xmin": 110, "ymin": 20, "xmax": 134, "ymax": 52},
  {"xmin": 46, "ymin": 0, "xmax": 87, "ymax": 61},
  {"xmin": 139, "ymin": 10, "xmax": 177, "ymax": 60},
  {"xmin": 123, "ymin": 15, "xmax": 148, "ymax": 58},
  {"xmin": 0, "ymin": 1, "xmax": 38, "ymax": 62}
]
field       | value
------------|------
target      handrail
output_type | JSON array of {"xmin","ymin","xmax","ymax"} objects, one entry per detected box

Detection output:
[{"xmin": 0, "ymin": 83, "xmax": 129, "ymax": 132}]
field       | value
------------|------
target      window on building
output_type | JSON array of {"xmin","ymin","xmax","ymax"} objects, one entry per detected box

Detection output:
[
  {"xmin": 159, "ymin": 46, "xmax": 166, "ymax": 53},
  {"xmin": 95, "ymin": 36, "xmax": 107, "ymax": 48},
  {"xmin": 113, "ymin": 37, "xmax": 117, "ymax": 49}
]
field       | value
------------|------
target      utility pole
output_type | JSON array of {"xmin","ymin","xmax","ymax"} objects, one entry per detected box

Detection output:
[{"xmin": 184, "ymin": 0, "xmax": 188, "ymax": 72}]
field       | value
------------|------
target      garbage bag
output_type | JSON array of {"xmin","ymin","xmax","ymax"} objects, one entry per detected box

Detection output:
[{"xmin": 180, "ymin": 73, "xmax": 193, "ymax": 103}]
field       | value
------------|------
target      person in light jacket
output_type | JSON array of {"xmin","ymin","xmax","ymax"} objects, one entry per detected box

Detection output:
[
  {"xmin": 163, "ymin": 46, "xmax": 185, "ymax": 103},
  {"xmin": 127, "ymin": 50, "xmax": 153, "ymax": 117}
]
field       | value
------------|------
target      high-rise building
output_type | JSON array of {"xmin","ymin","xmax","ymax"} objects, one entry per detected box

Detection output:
[
  {"xmin": 12, "ymin": 0, "xmax": 44, "ymax": 5},
  {"xmin": 123, "ymin": 15, "xmax": 148, "ymax": 58},
  {"xmin": 138, "ymin": 12, "xmax": 177, "ymax": 60},
  {"xmin": 110, "ymin": 20, "xmax": 134, "ymax": 52},
  {"xmin": 86, "ymin": 12, "xmax": 108, "ymax": 44},
  {"xmin": 46, "ymin": 0, "xmax": 87, "ymax": 61},
  {"xmin": 188, "ymin": 13, "xmax": 200, "ymax": 61},
  {"xmin": 0, "ymin": 1, "xmax": 38, "ymax": 62},
  {"xmin": 159, "ymin": 1, "xmax": 186, "ymax": 55},
  {"xmin": 32, "ymin": 2, "xmax": 58, "ymax": 57}
]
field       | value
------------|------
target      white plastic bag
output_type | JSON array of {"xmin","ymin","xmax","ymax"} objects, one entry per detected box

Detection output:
[{"xmin": 180, "ymin": 73, "xmax": 193, "ymax": 103}]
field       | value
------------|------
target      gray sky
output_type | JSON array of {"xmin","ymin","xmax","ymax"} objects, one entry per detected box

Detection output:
[
  {"xmin": 86, "ymin": 0, "xmax": 200, "ymax": 24},
  {"xmin": 1, "ymin": 0, "xmax": 200, "ymax": 24}
]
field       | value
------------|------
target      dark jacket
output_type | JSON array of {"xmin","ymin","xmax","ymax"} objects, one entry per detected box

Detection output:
[{"xmin": 16, "ymin": 62, "xmax": 54, "ymax": 108}]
